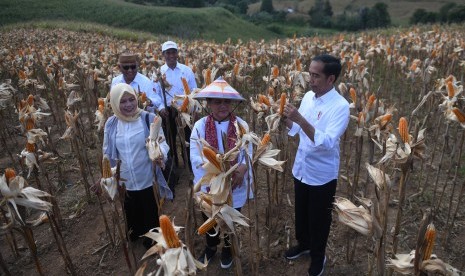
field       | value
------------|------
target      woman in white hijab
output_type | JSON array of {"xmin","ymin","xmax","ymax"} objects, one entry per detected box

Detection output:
[{"xmin": 103, "ymin": 83, "xmax": 172, "ymax": 248}]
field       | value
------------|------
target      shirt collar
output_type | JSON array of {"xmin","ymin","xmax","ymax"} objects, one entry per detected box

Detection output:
[{"xmin": 312, "ymin": 87, "xmax": 337, "ymax": 103}]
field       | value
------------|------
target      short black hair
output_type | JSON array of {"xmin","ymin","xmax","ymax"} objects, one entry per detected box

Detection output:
[{"xmin": 312, "ymin": 54, "xmax": 342, "ymax": 81}]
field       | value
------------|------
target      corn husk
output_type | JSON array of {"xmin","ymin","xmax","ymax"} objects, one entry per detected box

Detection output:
[{"xmin": 334, "ymin": 197, "xmax": 372, "ymax": 236}]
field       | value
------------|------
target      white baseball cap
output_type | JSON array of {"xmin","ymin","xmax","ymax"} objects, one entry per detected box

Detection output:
[{"xmin": 162, "ymin": 41, "xmax": 178, "ymax": 52}]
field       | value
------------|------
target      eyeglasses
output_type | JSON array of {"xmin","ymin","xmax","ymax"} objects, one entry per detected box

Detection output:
[
  {"xmin": 210, "ymin": 99, "xmax": 232, "ymax": 105},
  {"xmin": 122, "ymin": 64, "xmax": 137, "ymax": 70}
]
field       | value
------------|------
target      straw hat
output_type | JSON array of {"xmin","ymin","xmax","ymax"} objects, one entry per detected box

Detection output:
[{"xmin": 193, "ymin": 77, "xmax": 245, "ymax": 101}]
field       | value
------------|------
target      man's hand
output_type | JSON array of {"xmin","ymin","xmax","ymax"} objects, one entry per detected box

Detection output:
[
  {"xmin": 283, "ymin": 103, "xmax": 303, "ymax": 124},
  {"xmin": 231, "ymin": 164, "xmax": 247, "ymax": 190}
]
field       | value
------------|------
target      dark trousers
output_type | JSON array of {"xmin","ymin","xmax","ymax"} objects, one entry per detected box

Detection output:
[
  {"xmin": 161, "ymin": 106, "xmax": 191, "ymax": 168},
  {"xmin": 294, "ymin": 178, "xmax": 337, "ymax": 263},
  {"xmin": 124, "ymin": 186, "xmax": 158, "ymax": 241},
  {"xmin": 202, "ymin": 208, "xmax": 241, "ymax": 248}
]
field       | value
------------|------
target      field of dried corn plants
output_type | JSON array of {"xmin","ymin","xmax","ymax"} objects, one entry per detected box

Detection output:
[{"xmin": 1, "ymin": 24, "xmax": 465, "ymax": 276}]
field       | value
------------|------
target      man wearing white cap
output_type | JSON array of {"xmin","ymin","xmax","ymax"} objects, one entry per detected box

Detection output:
[
  {"xmin": 111, "ymin": 52, "xmax": 162, "ymax": 112},
  {"xmin": 154, "ymin": 41, "xmax": 197, "ymax": 167}
]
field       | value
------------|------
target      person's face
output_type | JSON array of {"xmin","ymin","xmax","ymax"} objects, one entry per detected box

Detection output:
[
  {"xmin": 308, "ymin": 60, "xmax": 334, "ymax": 96},
  {"xmin": 207, "ymin": 98, "xmax": 233, "ymax": 121},
  {"xmin": 119, "ymin": 92, "xmax": 138, "ymax": 117},
  {"xmin": 163, "ymin": 49, "xmax": 178, "ymax": 68},
  {"xmin": 119, "ymin": 62, "xmax": 138, "ymax": 83}
]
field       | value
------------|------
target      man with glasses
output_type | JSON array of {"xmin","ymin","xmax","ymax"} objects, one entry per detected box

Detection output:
[
  {"xmin": 154, "ymin": 41, "xmax": 197, "ymax": 169},
  {"xmin": 111, "ymin": 52, "xmax": 161, "ymax": 113}
]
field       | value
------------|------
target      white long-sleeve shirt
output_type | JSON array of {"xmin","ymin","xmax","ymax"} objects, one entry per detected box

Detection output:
[
  {"xmin": 288, "ymin": 87, "xmax": 350, "ymax": 186},
  {"xmin": 190, "ymin": 116, "xmax": 253, "ymax": 209},
  {"xmin": 111, "ymin": 73, "xmax": 163, "ymax": 111},
  {"xmin": 154, "ymin": 62, "xmax": 197, "ymax": 110}
]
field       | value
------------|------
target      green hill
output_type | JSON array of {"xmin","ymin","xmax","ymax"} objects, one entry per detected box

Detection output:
[{"xmin": 0, "ymin": 0, "xmax": 278, "ymax": 42}]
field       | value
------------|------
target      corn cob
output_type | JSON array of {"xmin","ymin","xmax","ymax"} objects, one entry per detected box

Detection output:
[
  {"xmin": 272, "ymin": 65, "xmax": 279, "ymax": 78},
  {"xmin": 25, "ymin": 117, "xmax": 35, "ymax": 131},
  {"xmin": 5, "ymin": 168, "xmax": 16, "ymax": 182},
  {"xmin": 98, "ymin": 98, "xmax": 105, "ymax": 106},
  {"xmin": 181, "ymin": 77, "xmax": 190, "ymax": 95},
  {"xmin": 353, "ymin": 52, "xmax": 359, "ymax": 64},
  {"xmin": 258, "ymin": 94, "xmax": 271, "ymax": 106},
  {"xmin": 423, "ymin": 223, "xmax": 436, "ymax": 260},
  {"xmin": 350, "ymin": 88, "xmax": 357, "ymax": 104},
  {"xmin": 102, "ymin": 156, "xmax": 112, "ymax": 178},
  {"xmin": 268, "ymin": 87, "xmax": 275, "ymax": 97},
  {"xmin": 233, "ymin": 63, "xmax": 239, "ymax": 76},
  {"xmin": 379, "ymin": 114, "xmax": 392, "ymax": 127},
  {"xmin": 367, "ymin": 94, "xmax": 376, "ymax": 110},
  {"xmin": 140, "ymin": 92, "xmax": 147, "ymax": 103},
  {"xmin": 398, "ymin": 117, "xmax": 410, "ymax": 143},
  {"xmin": 295, "ymin": 59, "xmax": 302, "ymax": 71},
  {"xmin": 452, "ymin": 108, "xmax": 465, "ymax": 123},
  {"xmin": 205, "ymin": 68, "xmax": 212, "ymax": 86},
  {"xmin": 26, "ymin": 142, "xmax": 35, "ymax": 152},
  {"xmin": 198, "ymin": 217, "xmax": 217, "ymax": 235},
  {"xmin": 410, "ymin": 61, "xmax": 418, "ymax": 72},
  {"xmin": 279, "ymin": 93, "xmax": 286, "ymax": 115},
  {"xmin": 27, "ymin": 94, "xmax": 34, "ymax": 106},
  {"xmin": 251, "ymin": 56, "xmax": 256, "ymax": 67},
  {"xmin": 202, "ymin": 147, "xmax": 221, "ymax": 170},
  {"xmin": 159, "ymin": 215, "xmax": 181, "ymax": 248},
  {"xmin": 261, "ymin": 133, "xmax": 271, "ymax": 146},
  {"xmin": 18, "ymin": 70, "xmax": 27, "ymax": 80},
  {"xmin": 184, "ymin": 56, "xmax": 189, "ymax": 67},
  {"xmin": 447, "ymin": 80, "xmax": 455, "ymax": 98},
  {"xmin": 180, "ymin": 97, "xmax": 189, "ymax": 113}
]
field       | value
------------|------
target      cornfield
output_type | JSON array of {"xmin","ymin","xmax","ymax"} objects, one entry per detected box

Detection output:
[{"xmin": 1, "ymin": 24, "xmax": 465, "ymax": 275}]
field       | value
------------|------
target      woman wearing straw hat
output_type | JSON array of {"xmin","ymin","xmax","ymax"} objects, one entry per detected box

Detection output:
[
  {"xmin": 103, "ymin": 83, "xmax": 173, "ymax": 249},
  {"xmin": 190, "ymin": 77, "xmax": 252, "ymax": 269}
]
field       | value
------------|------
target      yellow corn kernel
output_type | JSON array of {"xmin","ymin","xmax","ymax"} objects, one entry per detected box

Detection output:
[
  {"xmin": 198, "ymin": 217, "xmax": 217, "ymax": 235},
  {"xmin": 350, "ymin": 88, "xmax": 357, "ymax": 104},
  {"xmin": 140, "ymin": 92, "xmax": 147, "ymax": 103},
  {"xmin": 295, "ymin": 59, "xmax": 302, "ymax": 71},
  {"xmin": 202, "ymin": 147, "xmax": 221, "ymax": 170},
  {"xmin": 181, "ymin": 77, "xmax": 190, "ymax": 95},
  {"xmin": 379, "ymin": 114, "xmax": 392, "ymax": 127},
  {"xmin": 367, "ymin": 94, "xmax": 376, "ymax": 110},
  {"xmin": 102, "ymin": 156, "xmax": 112, "ymax": 178},
  {"xmin": 25, "ymin": 117, "xmax": 35, "ymax": 131},
  {"xmin": 268, "ymin": 87, "xmax": 275, "ymax": 97},
  {"xmin": 26, "ymin": 142, "xmax": 35, "ymax": 152},
  {"xmin": 180, "ymin": 97, "xmax": 189, "ymax": 113},
  {"xmin": 258, "ymin": 94, "xmax": 271, "ymax": 106},
  {"xmin": 27, "ymin": 94, "xmax": 34, "ymax": 106},
  {"xmin": 233, "ymin": 63, "xmax": 239, "ymax": 76},
  {"xmin": 18, "ymin": 70, "xmax": 27, "ymax": 80},
  {"xmin": 423, "ymin": 223, "xmax": 436, "ymax": 260},
  {"xmin": 279, "ymin": 93, "xmax": 286, "ymax": 115},
  {"xmin": 159, "ymin": 215, "xmax": 182, "ymax": 248},
  {"xmin": 452, "ymin": 108, "xmax": 465, "ymax": 123},
  {"xmin": 205, "ymin": 68, "xmax": 212, "ymax": 86},
  {"xmin": 5, "ymin": 168, "xmax": 16, "ymax": 183},
  {"xmin": 272, "ymin": 65, "xmax": 279, "ymax": 78},
  {"xmin": 353, "ymin": 52, "xmax": 359, "ymax": 64},
  {"xmin": 261, "ymin": 133, "xmax": 271, "ymax": 146},
  {"xmin": 447, "ymin": 80, "xmax": 455, "ymax": 99},
  {"xmin": 398, "ymin": 117, "xmax": 410, "ymax": 143}
]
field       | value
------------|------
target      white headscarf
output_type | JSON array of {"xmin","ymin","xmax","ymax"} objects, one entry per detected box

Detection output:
[{"xmin": 109, "ymin": 83, "xmax": 142, "ymax": 122}]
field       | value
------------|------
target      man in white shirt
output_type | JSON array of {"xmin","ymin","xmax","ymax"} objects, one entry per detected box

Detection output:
[
  {"xmin": 111, "ymin": 53, "xmax": 162, "ymax": 112},
  {"xmin": 283, "ymin": 54, "xmax": 350, "ymax": 276},
  {"xmin": 154, "ymin": 41, "xmax": 197, "ymax": 168}
]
